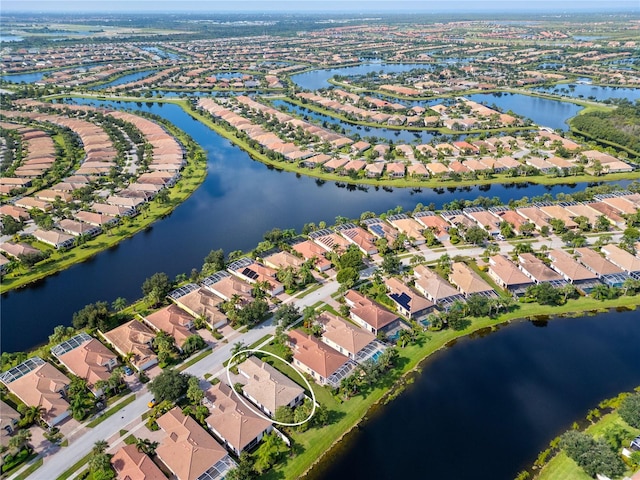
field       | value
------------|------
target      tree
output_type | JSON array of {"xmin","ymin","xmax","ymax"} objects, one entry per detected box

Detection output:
[
  {"xmin": 202, "ymin": 249, "xmax": 225, "ymax": 275},
  {"xmin": 525, "ymin": 283, "xmax": 562, "ymax": 306},
  {"xmin": 499, "ymin": 221, "xmax": 515, "ymax": 239},
  {"xmin": 186, "ymin": 376, "xmax": 204, "ymax": 405},
  {"xmin": 274, "ymin": 303, "xmax": 300, "ymax": 328},
  {"xmin": 8, "ymin": 429, "xmax": 32, "ymax": 453},
  {"xmin": 111, "ymin": 297, "xmax": 127, "ymax": 312},
  {"xmin": 135, "ymin": 438, "xmax": 159, "ymax": 456},
  {"xmin": 142, "ymin": 272, "xmax": 172, "ymax": 306},
  {"xmin": 182, "ymin": 334, "xmax": 206, "ymax": 355},
  {"xmin": 619, "ymin": 392, "xmax": 640, "ymax": 428},
  {"xmin": 336, "ymin": 267, "xmax": 359, "ymax": 288},
  {"xmin": 464, "ymin": 226, "xmax": 489, "ymax": 245},
  {"xmin": 338, "ymin": 245, "xmax": 363, "ymax": 271},
  {"xmin": 92, "ymin": 440, "xmax": 109, "ymax": 455},
  {"xmin": 253, "ymin": 431, "xmax": 285, "ymax": 474},
  {"xmin": 274, "ymin": 405, "xmax": 294, "ymax": 425},
  {"xmin": 148, "ymin": 369, "xmax": 190, "ymax": 403},
  {"xmin": 381, "ymin": 253, "xmax": 402, "ymax": 275},
  {"xmin": 0, "ymin": 215, "xmax": 24, "ymax": 235},
  {"xmin": 226, "ymin": 452, "xmax": 256, "ymax": 480},
  {"xmin": 18, "ymin": 404, "xmax": 46, "ymax": 428},
  {"xmin": 72, "ymin": 301, "xmax": 112, "ymax": 331}
]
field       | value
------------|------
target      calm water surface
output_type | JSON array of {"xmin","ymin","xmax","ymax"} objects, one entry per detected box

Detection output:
[
  {"xmin": 0, "ymin": 98, "xmax": 598, "ymax": 352},
  {"xmin": 90, "ymin": 70, "xmax": 158, "ymax": 90},
  {"xmin": 313, "ymin": 310, "xmax": 640, "ymax": 480}
]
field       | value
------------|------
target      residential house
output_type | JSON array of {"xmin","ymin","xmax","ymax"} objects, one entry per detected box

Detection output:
[
  {"xmin": 413, "ymin": 212, "xmax": 450, "ymax": 242},
  {"xmin": 318, "ymin": 312, "xmax": 385, "ymax": 363},
  {"xmin": 204, "ymin": 382, "xmax": 273, "ymax": 456},
  {"xmin": 237, "ymin": 356, "xmax": 305, "ymax": 418},
  {"xmin": 449, "ymin": 262, "xmax": 496, "ymax": 298},
  {"xmin": 262, "ymin": 250, "xmax": 304, "ymax": 270},
  {"xmin": 384, "ymin": 277, "xmax": 434, "ymax": 320},
  {"xmin": 487, "ymin": 255, "xmax": 534, "ymax": 295},
  {"xmin": 169, "ymin": 284, "xmax": 228, "ymax": 330},
  {"xmin": 202, "ymin": 271, "xmax": 254, "ymax": 305},
  {"xmin": 33, "ymin": 229, "xmax": 75, "ymax": 249},
  {"xmin": 143, "ymin": 305, "xmax": 196, "ymax": 351},
  {"xmin": 156, "ymin": 407, "xmax": 235, "ymax": 480},
  {"xmin": 0, "ymin": 357, "xmax": 70, "ymax": 427},
  {"xmin": 517, "ymin": 253, "xmax": 565, "ymax": 285},
  {"xmin": 227, "ymin": 258, "xmax": 284, "ymax": 296},
  {"xmin": 101, "ymin": 320, "xmax": 158, "ymax": 372},
  {"xmin": 309, "ymin": 228, "xmax": 350, "ymax": 254},
  {"xmin": 601, "ymin": 245, "xmax": 640, "ymax": 276},
  {"xmin": 287, "ymin": 330, "xmax": 355, "ymax": 388},
  {"xmin": 344, "ymin": 289, "xmax": 403, "ymax": 336},
  {"xmin": 335, "ymin": 223, "xmax": 378, "ymax": 255},
  {"xmin": 51, "ymin": 333, "xmax": 118, "ymax": 396},
  {"xmin": 111, "ymin": 444, "xmax": 166, "ymax": 480},
  {"xmin": 413, "ymin": 265, "xmax": 464, "ymax": 308},
  {"xmin": 0, "ymin": 400, "xmax": 19, "ymax": 448},
  {"xmin": 548, "ymin": 249, "xmax": 599, "ymax": 288},
  {"xmin": 386, "ymin": 214, "xmax": 425, "ymax": 245},
  {"xmin": 291, "ymin": 240, "xmax": 332, "ymax": 271}
]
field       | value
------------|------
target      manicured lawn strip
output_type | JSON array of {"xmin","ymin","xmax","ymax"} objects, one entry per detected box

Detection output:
[
  {"xmin": 247, "ymin": 335, "xmax": 274, "ymax": 350},
  {"xmin": 263, "ymin": 296, "xmax": 640, "ymax": 479},
  {"xmin": 295, "ymin": 282, "xmax": 324, "ymax": 298},
  {"xmin": 56, "ymin": 450, "xmax": 92, "ymax": 480},
  {"xmin": 177, "ymin": 347, "xmax": 213, "ymax": 372},
  {"xmin": 13, "ymin": 458, "xmax": 43, "ymax": 480},
  {"xmin": 0, "ymin": 105, "xmax": 208, "ymax": 294},
  {"xmin": 537, "ymin": 412, "xmax": 640, "ymax": 480},
  {"xmin": 87, "ymin": 394, "xmax": 136, "ymax": 428},
  {"xmin": 1, "ymin": 450, "xmax": 37, "ymax": 476}
]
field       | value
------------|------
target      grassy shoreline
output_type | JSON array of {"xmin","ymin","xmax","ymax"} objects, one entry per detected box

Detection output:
[
  {"xmin": 267, "ymin": 296, "xmax": 640, "ymax": 479},
  {"xmin": 0, "ymin": 122, "xmax": 207, "ymax": 294}
]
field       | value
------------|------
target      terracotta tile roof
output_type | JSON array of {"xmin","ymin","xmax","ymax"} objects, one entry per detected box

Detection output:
[
  {"xmin": 102, "ymin": 320, "xmax": 157, "ymax": 371},
  {"xmin": 413, "ymin": 265, "xmax": 460, "ymax": 303},
  {"xmin": 55, "ymin": 336, "xmax": 118, "ymax": 390},
  {"xmin": 157, "ymin": 407, "xmax": 230, "ymax": 480},
  {"xmin": 288, "ymin": 330, "xmax": 348, "ymax": 378},
  {"xmin": 601, "ymin": 244, "xmax": 640, "ymax": 273},
  {"xmin": 488, "ymin": 255, "xmax": 533, "ymax": 288},
  {"xmin": 518, "ymin": 253, "xmax": 563, "ymax": 282},
  {"xmin": 574, "ymin": 247, "xmax": 623, "ymax": 276},
  {"xmin": 345, "ymin": 289, "xmax": 400, "ymax": 330},
  {"xmin": 237, "ymin": 356, "xmax": 304, "ymax": 416},
  {"xmin": 319, "ymin": 312, "xmax": 375, "ymax": 356},
  {"xmin": 449, "ymin": 262, "xmax": 494, "ymax": 295},
  {"xmin": 111, "ymin": 444, "xmax": 166, "ymax": 480},
  {"xmin": 204, "ymin": 382, "xmax": 272, "ymax": 453},
  {"xmin": 548, "ymin": 249, "xmax": 598, "ymax": 282},
  {"xmin": 144, "ymin": 305, "xmax": 195, "ymax": 349}
]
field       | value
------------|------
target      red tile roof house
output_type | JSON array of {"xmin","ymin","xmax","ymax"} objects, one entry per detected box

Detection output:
[
  {"xmin": 262, "ymin": 250, "xmax": 305, "ymax": 270},
  {"xmin": 51, "ymin": 333, "xmax": 119, "ymax": 397},
  {"xmin": 384, "ymin": 277, "xmax": 435, "ymax": 320},
  {"xmin": 413, "ymin": 265, "xmax": 464, "ymax": 307},
  {"xmin": 309, "ymin": 228, "xmax": 351, "ymax": 254},
  {"xmin": 0, "ymin": 400, "xmax": 19, "ymax": 448},
  {"xmin": 335, "ymin": 223, "xmax": 378, "ymax": 255},
  {"xmin": 111, "ymin": 444, "xmax": 166, "ymax": 480},
  {"xmin": 156, "ymin": 407, "xmax": 235, "ymax": 480},
  {"xmin": 227, "ymin": 258, "xmax": 284, "ymax": 296},
  {"xmin": 601, "ymin": 244, "xmax": 640, "ymax": 275},
  {"xmin": 517, "ymin": 253, "xmax": 565, "ymax": 285},
  {"xmin": 548, "ymin": 249, "xmax": 599, "ymax": 286},
  {"xmin": 488, "ymin": 255, "xmax": 534, "ymax": 295},
  {"xmin": 58, "ymin": 218, "xmax": 102, "ymax": 237},
  {"xmin": 413, "ymin": 211, "xmax": 451, "ymax": 242},
  {"xmin": 386, "ymin": 214, "xmax": 426, "ymax": 245},
  {"xmin": 344, "ymin": 289, "xmax": 404, "ymax": 336},
  {"xmin": 204, "ymin": 382, "xmax": 273, "ymax": 456},
  {"xmin": 169, "ymin": 284, "xmax": 228, "ymax": 330},
  {"xmin": 317, "ymin": 312, "xmax": 387, "ymax": 365},
  {"xmin": 202, "ymin": 271, "xmax": 254, "ymax": 305},
  {"xmin": 142, "ymin": 304, "xmax": 196, "ymax": 352},
  {"xmin": 291, "ymin": 240, "xmax": 332, "ymax": 271},
  {"xmin": 100, "ymin": 320, "xmax": 158, "ymax": 372},
  {"xmin": 287, "ymin": 330, "xmax": 356, "ymax": 388},
  {"xmin": 574, "ymin": 247, "xmax": 624, "ymax": 277},
  {"xmin": 0, "ymin": 357, "xmax": 70, "ymax": 427},
  {"xmin": 0, "ymin": 241, "xmax": 41, "ymax": 259},
  {"xmin": 449, "ymin": 262, "xmax": 497, "ymax": 298},
  {"xmin": 237, "ymin": 356, "xmax": 305, "ymax": 418},
  {"xmin": 33, "ymin": 228, "xmax": 76, "ymax": 249}
]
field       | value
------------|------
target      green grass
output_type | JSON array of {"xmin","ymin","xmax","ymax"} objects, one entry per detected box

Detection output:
[
  {"xmin": 295, "ymin": 282, "xmax": 324, "ymax": 298},
  {"xmin": 262, "ymin": 296, "xmax": 640, "ymax": 479},
  {"xmin": 1, "ymin": 449, "xmax": 36, "ymax": 475},
  {"xmin": 86, "ymin": 394, "xmax": 136, "ymax": 428},
  {"xmin": 13, "ymin": 457, "xmax": 43, "ymax": 480},
  {"xmin": 537, "ymin": 412, "xmax": 640, "ymax": 480},
  {"xmin": 0, "ymin": 117, "xmax": 208, "ymax": 294},
  {"xmin": 177, "ymin": 346, "xmax": 213, "ymax": 372},
  {"xmin": 123, "ymin": 434, "xmax": 137, "ymax": 445}
]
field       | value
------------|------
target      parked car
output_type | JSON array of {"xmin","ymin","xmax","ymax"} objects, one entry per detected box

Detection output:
[
  {"xmin": 124, "ymin": 366, "xmax": 133, "ymax": 376},
  {"xmin": 148, "ymin": 398, "xmax": 157, "ymax": 408}
]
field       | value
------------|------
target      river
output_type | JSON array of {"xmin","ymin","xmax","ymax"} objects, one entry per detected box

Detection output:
[
  {"xmin": 0, "ymin": 98, "xmax": 600, "ymax": 353},
  {"xmin": 311, "ymin": 309, "xmax": 640, "ymax": 480}
]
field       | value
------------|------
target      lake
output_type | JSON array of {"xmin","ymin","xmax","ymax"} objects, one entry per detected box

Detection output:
[
  {"xmin": 90, "ymin": 70, "xmax": 158, "ymax": 89},
  {"xmin": 0, "ymin": 98, "xmax": 598, "ymax": 353},
  {"xmin": 311, "ymin": 309, "xmax": 640, "ymax": 480}
]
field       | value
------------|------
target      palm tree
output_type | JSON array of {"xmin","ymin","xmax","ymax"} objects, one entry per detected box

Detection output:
[
  {"xmin": 92, "ymin": 440, "xmax": 109, "ymax": 455},
  {"xmin": 18, "ymin": 404, "xmax": 46, "ymax": 427},
  {"xmin": 135, "ymin": 438, "xmax": 158, "ymax": 456},
  {"xmin": 8, "ymin": 429, "xmax": 32, "ymax": 454}
]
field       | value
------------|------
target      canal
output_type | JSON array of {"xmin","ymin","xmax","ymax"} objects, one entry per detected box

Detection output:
[
  {"xmin": 311, "ymin": 309, "xmax": 640, "ymax": 480},
  {"xmin": 1, "ymin": 97, "xmax": 600, "ymax": 353}
]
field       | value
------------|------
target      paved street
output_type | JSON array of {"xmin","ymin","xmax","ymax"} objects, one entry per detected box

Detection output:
[{"xmin": 10, "ymin": 232, "xmax": 619, "ymax": 479}]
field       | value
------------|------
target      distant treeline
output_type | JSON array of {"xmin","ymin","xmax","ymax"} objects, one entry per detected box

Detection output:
[{"xmin": 571, "ymin": 100, "xmax": 640, "ymax": 156}]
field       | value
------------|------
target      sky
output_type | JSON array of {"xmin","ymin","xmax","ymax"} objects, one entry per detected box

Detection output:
[{"xmin": 2, "ymin": 0, "xmax": 639, "ymax": 13}]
